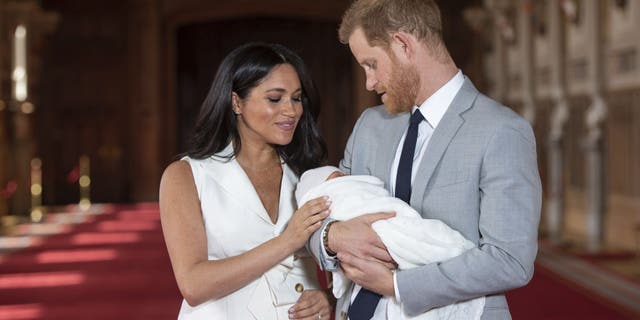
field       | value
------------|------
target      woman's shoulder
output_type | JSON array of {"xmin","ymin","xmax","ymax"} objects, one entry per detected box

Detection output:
[
  {"xmin": 162, "ymin": 157, "xmax": 220, "ymax": 181},
  {"xmin": 159, "ymin": 160, "xmax": 200, "ymax": 204},
  {"xmin": 161, "ymin": 160, "xmax": 194, "ymax": 185}
]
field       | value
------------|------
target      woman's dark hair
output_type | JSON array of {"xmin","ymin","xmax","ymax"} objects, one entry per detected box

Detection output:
[{"xmin": 187, "ymin": 42, "xmax": 327, "ymax": 176}]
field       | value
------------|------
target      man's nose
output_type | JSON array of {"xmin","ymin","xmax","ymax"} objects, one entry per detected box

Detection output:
[{"xmin": 365, "ymin": 74, "xmax": 377, "ymax": 91}]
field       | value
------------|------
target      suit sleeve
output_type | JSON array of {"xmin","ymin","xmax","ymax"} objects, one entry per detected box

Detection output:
[
  {"xmin": 397, "ymin": 119, "xmax": 542, "ymax": 315},
  {"xmin": 306, "ymin": 109, "xmax": 367, "ymax": 271}
]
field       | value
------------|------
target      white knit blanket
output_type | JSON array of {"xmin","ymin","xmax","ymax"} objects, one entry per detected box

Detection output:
[{"xmin": 298, "ymin": 175, "xmax": 485, "ymax": 320}]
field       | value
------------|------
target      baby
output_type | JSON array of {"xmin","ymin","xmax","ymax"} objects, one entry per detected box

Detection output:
[{"xmin": 296, "ymin": 166, "xmax": 485, "ymax": 320}]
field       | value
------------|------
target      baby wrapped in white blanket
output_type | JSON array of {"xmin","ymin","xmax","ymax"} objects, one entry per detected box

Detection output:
[{"xmin": 295, "ymin": 166, "xmax": 485, "ymax": 320}]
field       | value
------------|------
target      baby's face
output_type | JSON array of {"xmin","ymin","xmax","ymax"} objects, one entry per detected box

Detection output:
[{"xmin": 326, "ymin": 171, "xmax": 347, "ymax": 180}]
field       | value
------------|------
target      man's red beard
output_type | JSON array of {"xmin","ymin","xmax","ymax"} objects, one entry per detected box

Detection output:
[{"xmin": 382, "ymin": 60, "xmax": 420, "ymax": 114}]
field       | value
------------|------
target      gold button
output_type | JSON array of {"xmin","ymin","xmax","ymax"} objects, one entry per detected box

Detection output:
[{"xmin": 295, "ymin": 283, "xmax": 304, "ymax": 292}]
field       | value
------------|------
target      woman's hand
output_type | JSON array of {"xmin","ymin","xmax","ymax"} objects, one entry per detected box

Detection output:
[
  {"xmin": 281, "ymin": 196, "xmax": 330, "ymax": 250},
  {"xmin": 288, "ymin": 289, "xmax": 333, "ymax": 319}
]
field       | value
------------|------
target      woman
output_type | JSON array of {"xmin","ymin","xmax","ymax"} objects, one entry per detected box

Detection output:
[{"xmin": 159, "ymin": 43, "xmax": 332, "ymax": 320}]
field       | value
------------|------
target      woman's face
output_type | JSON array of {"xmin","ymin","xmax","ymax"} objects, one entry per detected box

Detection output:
[{"xmin": 234, "ymin": 63, "xmax": 303, "ymax": 147}]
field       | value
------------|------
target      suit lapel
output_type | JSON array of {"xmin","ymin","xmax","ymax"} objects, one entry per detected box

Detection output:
[
  {"xmin": 373, "ymin": 112, "xmax": 409, "ymax": 189},
  {"xmin": 410, "ymin": 79, "xmax": 478, "ymax": 207}
]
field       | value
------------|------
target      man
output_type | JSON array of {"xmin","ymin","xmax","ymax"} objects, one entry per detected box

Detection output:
[{"xmin": 307, "ymin": 1, "xmax": 542, "ymax": 319}]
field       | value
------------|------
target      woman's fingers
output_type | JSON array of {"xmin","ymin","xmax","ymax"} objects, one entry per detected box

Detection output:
[
  {"xmin": 282, "ymin": 196, "xmax": 332, "ymax": 248},
  {"xmin": 297, "ymin": 196, "xmax": 330, "ymax": 231},
  {"xmin": 305, "ymin": 208, "xmax": 330, "ymax": 225},
  {"xmin": 300, "ymin": 197, "xmax": 331, "ymax": 217}
]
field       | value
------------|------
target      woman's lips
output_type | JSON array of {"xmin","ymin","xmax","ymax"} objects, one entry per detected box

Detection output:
[{"xmin": 276, "ymin": 120, "xmax": 296, "ymax": 131}]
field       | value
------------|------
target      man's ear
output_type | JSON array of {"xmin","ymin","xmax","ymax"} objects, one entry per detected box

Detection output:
[
  {"xmin": 389, "ymin": 32, "xmax": 414, "ymax": 62},
  {"xmin": 231, "ymin": 92, "xmax": 241, "ymax": 115}
]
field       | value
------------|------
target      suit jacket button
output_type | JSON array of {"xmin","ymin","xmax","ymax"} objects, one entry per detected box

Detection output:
[{"xmin": 295, "ymin": 283, "xmax": 304, "ymax": 292}]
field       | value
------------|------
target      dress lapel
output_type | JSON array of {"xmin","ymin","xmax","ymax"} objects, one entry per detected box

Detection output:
[
  {"xmin": 207, "ymin": 144, "xmax": 273, "ymax": 225},
  {"xmin": 410, "ymin": 79, "xmax": 479, "ymax": 207}
]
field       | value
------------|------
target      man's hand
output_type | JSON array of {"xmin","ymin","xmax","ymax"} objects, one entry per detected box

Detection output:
[
  {"xmin": 328, "ymin": 212, "xmax": 396, "ymax": 268},
  {"xmin": 338, "ymin": 252, "xmax": 395, "ymax": 296}
]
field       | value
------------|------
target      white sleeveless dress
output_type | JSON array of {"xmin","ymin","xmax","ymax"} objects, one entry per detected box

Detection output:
[{"xmin": 177, "ymin": 144, "xmax": 320, "ymax": 320}]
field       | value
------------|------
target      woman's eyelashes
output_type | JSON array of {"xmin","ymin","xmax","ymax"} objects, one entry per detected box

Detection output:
[{"xmin": 266, "ymin": 95, "xmax": 303, "ymax": 103}]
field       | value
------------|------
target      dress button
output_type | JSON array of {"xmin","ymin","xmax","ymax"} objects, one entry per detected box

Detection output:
[
  {"xmin": 340, "ymin": 311, "xmax": 347, "ymax": 320},
  {"xmin": 295, "ymin": 283, "xmax": 304, "ymax": 292}
]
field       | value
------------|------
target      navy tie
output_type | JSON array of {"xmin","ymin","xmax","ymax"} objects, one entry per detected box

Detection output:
[
  {"xmin": 395, "ymin": 110, "xmax": 424, "ymax": 203},
  {"xmin": 347, "ymin": 287, "xmax": 383, "ymax": 320},
  {"xmin": 348, "ymin": 110, "xmax": 424, "ymax": 320}
]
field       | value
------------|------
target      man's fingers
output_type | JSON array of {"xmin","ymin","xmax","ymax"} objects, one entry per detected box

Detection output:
[
  {"xmin": 339, "ymin": 252, "xmax": 378, "ymax": 287},
  {"xmin": 337, "ymin": 252, "xmax": 363, "ymax": 270},
  {"xmin": 377, "ymin": 260, "xmax": 397, "ymax": 270},
  {"xmin": 369, "ymin": 245, "xmax": 394, "ymax": 263},
  {"xmin": 361, "ymin": 211, "xmax": 396, "ymax": 224}
]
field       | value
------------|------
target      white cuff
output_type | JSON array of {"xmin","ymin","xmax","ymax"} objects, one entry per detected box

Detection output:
[{"xmin": 393, "ymin": 270, "xmax": 401, "ymax": 302}]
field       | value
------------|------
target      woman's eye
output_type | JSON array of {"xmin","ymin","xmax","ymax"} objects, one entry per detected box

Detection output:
[
  {"xmin": 292, "ymin": 96, "xmax": 302, "ymax": 103},
  {"xmin": 267, "ymin": 97, "xmax": 281, "ymax": 103}
]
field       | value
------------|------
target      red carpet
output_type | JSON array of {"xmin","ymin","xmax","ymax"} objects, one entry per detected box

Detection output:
[
  {"xmin": 0, "ymin": 204, "xmax": 637, "ymax": 319},
  {"xmin": 0, "ymin": 204, "xmax": 181, "ymax": 320},
  {"xmin": 508, "ymin": 264, "xmax": 638, "ymax": 319}
]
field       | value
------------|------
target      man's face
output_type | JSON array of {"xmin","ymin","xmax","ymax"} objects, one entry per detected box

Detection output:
[{"xmin": 348, "ymin": 28, "xmax": 419, "ymax": 114}]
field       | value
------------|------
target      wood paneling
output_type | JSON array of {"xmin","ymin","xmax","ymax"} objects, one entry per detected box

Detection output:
[{"xmin": 39, "ymin": 0, "xmax": 130, "ymax": 204}]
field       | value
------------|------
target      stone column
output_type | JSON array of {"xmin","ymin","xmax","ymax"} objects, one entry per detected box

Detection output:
[
  {"xmin": 492, "ymin": 14, "xmax": 508, "ymax": 103},
  {"xmin": 485, "ymin": 0, "xmax": 510, "ymax": 103},
  {"xmin": 4, "ymin": 1, "xmax": 58, "ymax": 216},
  {"xmin": 10, "ymin": 21, "xmax": 34, "ymax": 216},
  {"xmin": 11, "ymin": 105, "xmax": 36, "ymax": 216},
  {"xmin": 583, "ymin": 0, "xmax": 608, "ymax": 252},
  {"xmin": 518, "ymin": 0, "xmax": 536, "ymax": 125},
  {"xmin": 0, "ymin": 0, "xmax": 8, "ymax": 218},
  {"xmin": 546, "ymin": 0, "xmax": 570, "ymax": 245},
  {"xmin": 128, "ymin": 0, "xmax": 162, "ymax": 201}
]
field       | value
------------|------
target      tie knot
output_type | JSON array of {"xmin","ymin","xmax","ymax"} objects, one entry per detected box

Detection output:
[{"xmin": 410, "ymin": 110, "xmax": 424, "ymax": 125}]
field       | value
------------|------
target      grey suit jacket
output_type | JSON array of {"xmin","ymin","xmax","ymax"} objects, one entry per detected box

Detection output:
[{"xmin": 308, "ymin": 79, "xmax": 541, "ymax": 319}]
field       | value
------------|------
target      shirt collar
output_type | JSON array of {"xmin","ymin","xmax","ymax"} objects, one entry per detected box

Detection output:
[{"xmin": 413, "ymin": 70, "xmax": 464, "ymax": 128}]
